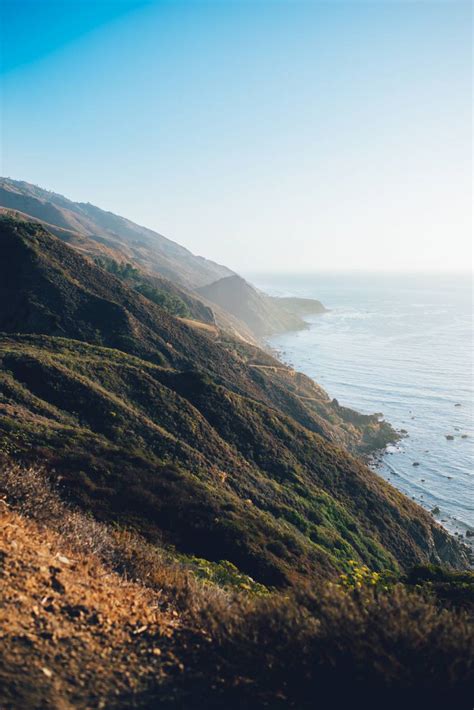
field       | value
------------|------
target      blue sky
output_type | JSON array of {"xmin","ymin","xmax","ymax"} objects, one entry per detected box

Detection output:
[{"xmin": 0, "ymin": 0, "xmax": 471, "ymax": 272}]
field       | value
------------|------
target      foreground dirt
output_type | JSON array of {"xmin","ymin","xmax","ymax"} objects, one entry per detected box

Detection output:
[{"xmin": 0, "ymin": 505, "xmax": 183, "ymax": 709}]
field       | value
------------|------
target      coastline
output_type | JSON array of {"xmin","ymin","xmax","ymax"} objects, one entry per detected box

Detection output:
[
  {"xmin": 266, "ymin": 334, "xmax": 400, "ymax": 457},
  {"xmin": 368, "ymin": 444, "xmax": 474, "ymax": 563},
  {"xmin": 263, "ymin": 302, "xmax": 473, "ymax": 564}
]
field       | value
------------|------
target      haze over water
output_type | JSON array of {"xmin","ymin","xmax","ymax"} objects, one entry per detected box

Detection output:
[{"xmin": 252, "ymin": 272, "xmax": 473, "ymax": 540}]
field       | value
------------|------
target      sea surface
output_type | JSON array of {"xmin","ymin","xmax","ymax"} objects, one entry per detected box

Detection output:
[{"xmin": 250, "ymin": 272, "xmax": 473, "ymax": 541}]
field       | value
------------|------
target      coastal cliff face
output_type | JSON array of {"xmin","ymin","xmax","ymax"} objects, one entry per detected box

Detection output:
[{"xmin": 0, "ymin": 215, "xmax": 469, "ymax": 587}]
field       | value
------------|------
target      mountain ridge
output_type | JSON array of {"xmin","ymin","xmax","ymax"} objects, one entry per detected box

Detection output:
[
  {"xmin": 0, "ymin": 177, "xmax": 322, "ymax": 342},
  {"xmin": 0, "ymin": 177, "xmax": 233, "ymax": 288}
]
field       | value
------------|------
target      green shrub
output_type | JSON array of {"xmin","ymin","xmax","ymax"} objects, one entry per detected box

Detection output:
[{"xmin": 134, "ymin": 283, "xmax": 190, "ymax": 317}]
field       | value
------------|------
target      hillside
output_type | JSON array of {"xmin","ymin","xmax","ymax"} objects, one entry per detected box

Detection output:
[
  {"xmin": 0, "ymin": 216, "xmax": 394, "ymax": 452},
  {"xmin": 0, "ymin": 179, "xmax": 332, "ymax": 343},
  {"xmin": 1, "ymin": 464, "xmax": 473, "ymax": 710},
  {"xmin": 1, "ymin": 214, "xmax": 473, "ymax": 708},
  {"xmin": 0, "ymin": 178, "xmax": 233, "ymax": 288},
  {"xmin": 0, "ymin": 216, "xmax": 469, "ymax": 588},
  {"xmin": 197, "ymin": 274, "xmax": 308, "ymax": 337},
  {"xmin": 0, "ymin": 178, "xmax": 305, "ymax": 343}
]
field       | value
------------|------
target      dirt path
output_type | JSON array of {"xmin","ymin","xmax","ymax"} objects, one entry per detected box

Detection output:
[{"xmin": 248, "ymin": 364, "xmax": 295, "ymax": 375}]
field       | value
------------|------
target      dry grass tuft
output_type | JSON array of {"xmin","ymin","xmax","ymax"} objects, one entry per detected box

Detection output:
[{"xmin": 1, "ymin": 462, "xmax": 117, "ymax": 559}]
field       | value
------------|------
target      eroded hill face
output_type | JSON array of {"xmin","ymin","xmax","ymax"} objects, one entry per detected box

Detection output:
[{"xmin": 0, "ymin": 216, "xmax": 469, "ymax": 586}]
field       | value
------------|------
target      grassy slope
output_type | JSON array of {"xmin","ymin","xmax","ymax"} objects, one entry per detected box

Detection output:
[
  {"xmin": 0, "ymin": 217, "xmax": 469, "ymax": 587},
  {"xmin": 0, "ymin": 217, "xmax": 396, "ymax": 453},
  {"xmin": 1, "ymin": 465, "xmax": 473, "ymax": 710}
]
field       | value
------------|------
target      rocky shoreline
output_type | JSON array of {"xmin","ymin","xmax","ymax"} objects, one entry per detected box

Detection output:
[{"xmin": 368, "ymin": 443, "xmax": 474, "ymax": 567}]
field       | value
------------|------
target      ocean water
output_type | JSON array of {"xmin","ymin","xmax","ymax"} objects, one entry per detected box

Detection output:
[{"xmin": 251, "ymin": 272, "xmax": 473, "ymax": 540}]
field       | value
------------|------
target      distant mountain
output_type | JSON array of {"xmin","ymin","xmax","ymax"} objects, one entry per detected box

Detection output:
[
  {"xmin": 0, "ymin": 177, "xmax": 233, "ymax": 289},
  {"xmin": 197, "ymin": 274, "xmax": 308, "ymax": 337},
  {"xmin": 0, "ymin": 215, "xmax": 468, "ymax": 592}
]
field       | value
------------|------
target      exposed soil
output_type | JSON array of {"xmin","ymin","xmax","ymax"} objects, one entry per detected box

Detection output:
[{"xmin": 0, "ymin": 505, "xmax": 182, "ymax": 709}]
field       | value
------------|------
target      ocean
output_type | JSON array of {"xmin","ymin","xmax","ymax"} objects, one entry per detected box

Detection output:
[{"xmin": 250, "ymin": 272, "xmax": 473, "ymax": 541}]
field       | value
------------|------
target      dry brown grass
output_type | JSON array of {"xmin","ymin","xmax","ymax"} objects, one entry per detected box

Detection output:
[
  {"xmin": 1, "ymin": 462, "xmax": 115, "ymax": 558},
  {"xmin": 1, "ymin": 461, "xmax": 473, "ymax": 710},
  {"xmin": 0, "ymin": 504, "xmax": 181, "ymax": 709},
  {"xmin": 151, "ymin": 582, "xmax": 474, "ymax": 709},
  {"xmin": 0, "ymin": 461, "xmax": 227, "ymax": 615}
]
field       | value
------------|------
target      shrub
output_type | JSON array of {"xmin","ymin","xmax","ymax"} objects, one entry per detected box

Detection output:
[
  {"xmin": 134, "ymin": 283, "xmax": 190, "ymax": 318},
  {"xmin": 164, "ymin": 582, "xmax": 474, "ymax": 709}
]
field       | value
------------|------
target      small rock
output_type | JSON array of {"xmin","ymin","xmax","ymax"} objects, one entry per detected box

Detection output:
[
  {"xmin": 445, "ymin": 435, "xmax": 454, "ymax": 441},
  {"xmin": 152, "ymin": 648, "xmax": 162, "ymax": 656},
  {"xmin": 461, "ymin": 434, "xmax": 468, "ymax": 439},
  {"xmin": 412, "ymin": 462, "xmax": 420, "ymax": 467},
  {"xmin": 41, "ymin": 667, "xmax": 53, "ymax": 678},
  {"xmin": 466, "ymin": 530, "xmax": 474, "ymax": 538},
  {"xmin": 57, "ymin": 555, "xmax": 72, "ymax": 565},
  {"xmin": 455, "ymin": 403, "xmax": 461, "ymax": 407},
  {"xmin": 431, "ymin": 506, "xmax": 440, "ymax": 515}
]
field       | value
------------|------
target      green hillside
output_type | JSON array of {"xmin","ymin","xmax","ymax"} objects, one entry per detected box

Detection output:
[{"xmin": 0, "ymin": 216, "xmax": 468, "ymax": 588}]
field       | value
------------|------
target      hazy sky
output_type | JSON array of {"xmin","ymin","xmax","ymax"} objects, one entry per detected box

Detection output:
[{"xmin": 1, "ymin": 0, "xmax": 472, "ymax": 273}]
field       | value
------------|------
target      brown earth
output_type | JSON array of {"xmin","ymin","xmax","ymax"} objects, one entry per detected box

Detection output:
[{"xmin": 0, "ymin": 505, "xmax": 182, "ymax": 709}]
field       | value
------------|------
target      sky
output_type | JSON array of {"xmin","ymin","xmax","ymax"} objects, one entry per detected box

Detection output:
[{"xmin": 0, "ymin": 0, "xmax": 472, "ymax": 273}]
